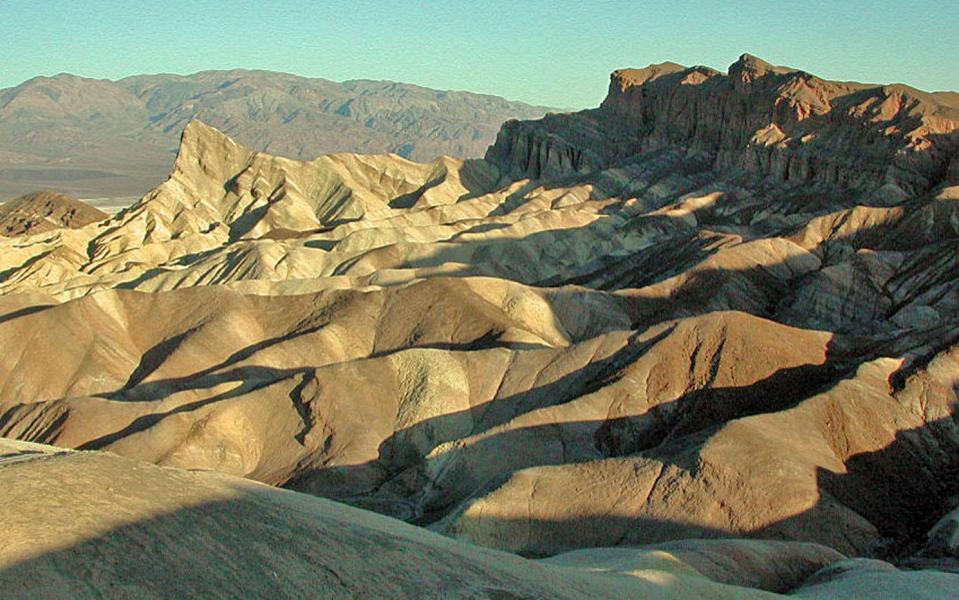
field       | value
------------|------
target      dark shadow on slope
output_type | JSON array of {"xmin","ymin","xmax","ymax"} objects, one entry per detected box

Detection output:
[
  {"xmin": 388, "ymin": 173, "xmax": 449, "ymax": 209},
  {"xmin": 122, "ymin": 328, "xmax": 198, "ymax": 389},
  {"xmin": 816, "ymin": 411, "xmax": 959, "ymax": 558},
  {"xmin": 285, "ymin": 334, "xmax": 871, "ymax": 521},
  {"xmin": 78, "ymin": 365, "xmax": 310, "ymax": 450},
  {"xmin": 412, "ymin": 412, "xmax": 959, "ymax": 562},
  {"xmin": 0, "ymin": 303, "xmax": 54, "ymax": 325},
  {"xmin": 0, "ymin": 249, "xmax": 57, "ymax": 284}
]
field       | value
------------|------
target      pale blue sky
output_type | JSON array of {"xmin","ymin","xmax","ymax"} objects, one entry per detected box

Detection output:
[{"xmin": 2, "ymin": 0, "xmax": 956, "ymax": 108}]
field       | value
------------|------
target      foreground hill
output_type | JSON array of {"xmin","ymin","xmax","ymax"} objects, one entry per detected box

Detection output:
[
  {"xmin": 2, "ymin": 439, "xmax": 955, "ymax": 598},
  {"xmin": 0, "ymin": 69, "xmax": 554, "ymax": 199},
  {"xmin": 1, "ymin": 54, "xmax": 959, "ymax": 595},
  {"xmin": 0, "ymin": 191, "xmax": 107, "ymax": 236}
]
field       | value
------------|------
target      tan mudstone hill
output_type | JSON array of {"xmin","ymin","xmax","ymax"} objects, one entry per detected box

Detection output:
[
  {"xmin": 0, "ymin": 191, "xmax": 107, "ymax": 236},
  {"xmin": 1, "ymin": 54, "xmax": 958, "ymax": 597},
  {"xmin": 3, "ymin": 439, "xmax": 957, "ymax": 599}
]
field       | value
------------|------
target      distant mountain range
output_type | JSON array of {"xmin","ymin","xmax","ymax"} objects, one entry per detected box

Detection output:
[{"xmin": 0, "ymin": 70, "xmax": 555, "ymax": 200}]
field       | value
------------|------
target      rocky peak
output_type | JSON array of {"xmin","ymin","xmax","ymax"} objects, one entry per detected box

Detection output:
[
  {"xmin": 609, "ymin": 62, "xmax": 687, "ymax": 91},
  {"xmin": 173, "ymin": 120, "xmax": 254, "ymax": 174},
  {"xmin": 486, "ymin": 54, "xmax": 959, "ymax": 196},
  {"xmin": 728, "ymin": 53, "xmax": 796, "ymax": 87}
]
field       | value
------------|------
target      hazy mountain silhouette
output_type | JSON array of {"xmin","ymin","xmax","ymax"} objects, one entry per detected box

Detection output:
[{"xmin": 0, "ymin": 69, "xmax": 555, "ymax": 199}]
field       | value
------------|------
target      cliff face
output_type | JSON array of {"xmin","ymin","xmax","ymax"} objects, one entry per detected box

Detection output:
[{"xmin": 487, "ymin": 54, "xmax": 959, "ymax": 198}]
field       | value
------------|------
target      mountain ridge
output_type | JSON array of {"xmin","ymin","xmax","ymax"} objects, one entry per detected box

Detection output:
[
  {"xmin": 0, "ymin": 69, "xmax": 555, "ymax": 200},
  {"xmin": 487, "ymin": 54, "xmax": 959, "ymax": 193}
]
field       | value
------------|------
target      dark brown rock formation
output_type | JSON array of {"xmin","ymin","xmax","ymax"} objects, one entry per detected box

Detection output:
[
  {"xmin": 488, "ymin": 54, "xmax": 959, "ymax": 199},
  {"xmin": 0, "ymin": 191, "xmax": 107, "ymax": 237}
]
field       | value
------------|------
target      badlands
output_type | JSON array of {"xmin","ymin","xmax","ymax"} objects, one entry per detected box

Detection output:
[{"xmin": 1, "ymin": 54, "xmax": 959, "ymax": 597}]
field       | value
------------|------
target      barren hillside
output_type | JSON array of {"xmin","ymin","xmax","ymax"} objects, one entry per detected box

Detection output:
[{"xmin": 2, "ymin": 54, "xmax": 958, "ymax": 597}]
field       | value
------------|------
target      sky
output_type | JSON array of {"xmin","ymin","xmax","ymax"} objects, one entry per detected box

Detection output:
[{"xmin": 2, "ymin": 0, "xmax": 956, "ymax": 109}]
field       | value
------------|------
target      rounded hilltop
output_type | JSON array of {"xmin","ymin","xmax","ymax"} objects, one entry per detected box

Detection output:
[{"xmin": 0, "ymin": 191, "xmax": 107, "ymax": 237}]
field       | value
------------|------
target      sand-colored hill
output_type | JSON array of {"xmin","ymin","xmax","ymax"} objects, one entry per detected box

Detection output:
[
  {"xmin": 1, "ymin": 54, "xmax": 959, "ymax": 596},
  {"xmin": 3, "ymin": 439, "xmax": 956, "ymax": 599}
]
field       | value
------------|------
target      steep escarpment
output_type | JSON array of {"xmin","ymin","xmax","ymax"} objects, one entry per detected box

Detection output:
[{"xmin": 488, "ymin": 54, "xmax": 959, "ymax": 197}]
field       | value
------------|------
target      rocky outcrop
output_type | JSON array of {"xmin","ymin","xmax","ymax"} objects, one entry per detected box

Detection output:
[
  {"xmin": 0, "ymin": 191, "xmax": 107, "ymax": 236},
  {"xmin": 487, "ymin": 54, "xmax": 959, "ymax": 198}
]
